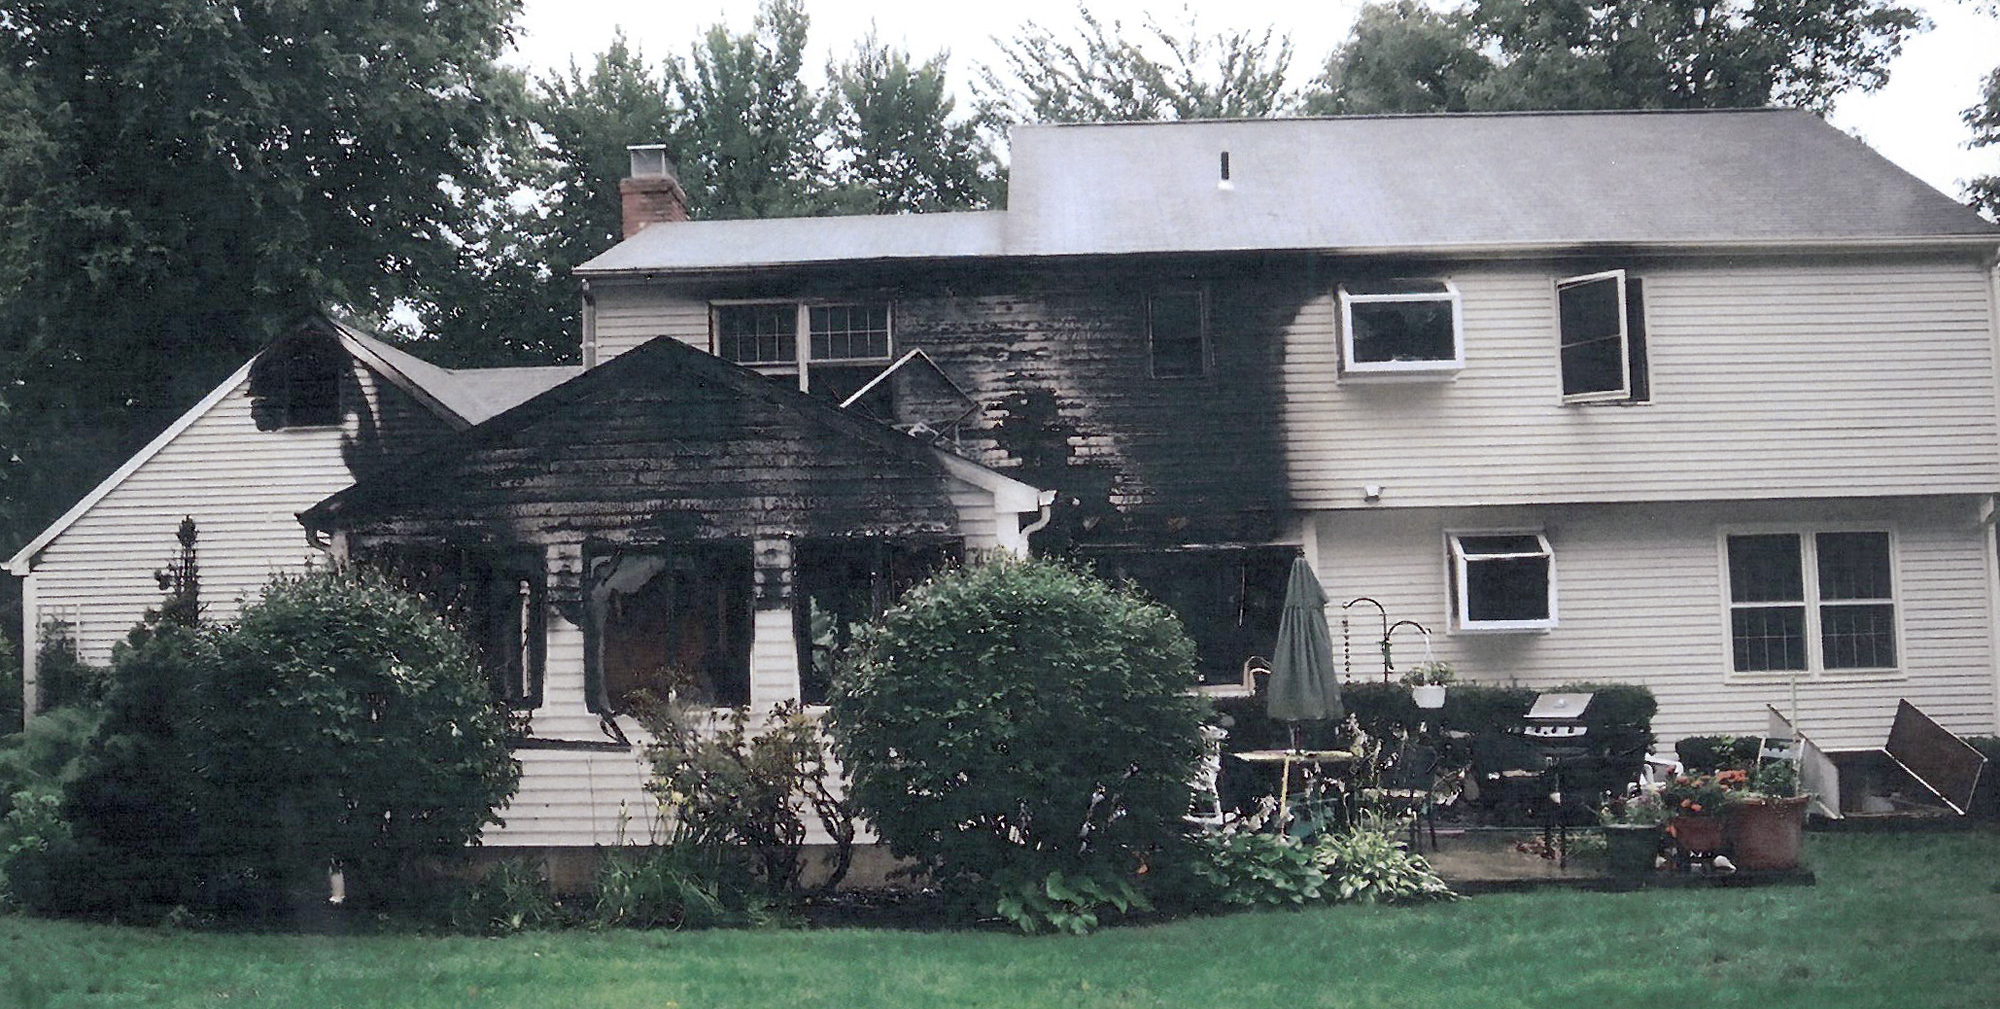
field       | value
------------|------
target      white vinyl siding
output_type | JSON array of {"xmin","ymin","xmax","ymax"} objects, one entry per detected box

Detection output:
[
  {"xmin": 591, "ymin": 281, "xmax": 712, "ymax": 362},
  {"xmin": 1287, "ymin": 255, "xmax": 2000, "ymax": 507},
  {"xmin": 1307, "ymin": 496, "xmax": 1996, "ymax": 751},
  {"xmin": 23, "ymin": 362, "xmax": 451, "ymax": 669}
]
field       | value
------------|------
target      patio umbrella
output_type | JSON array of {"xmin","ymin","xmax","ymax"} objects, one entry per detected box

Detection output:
[{"xmin": 1267, "ymin": 556, "xmax": 1344, "ymax": 727}]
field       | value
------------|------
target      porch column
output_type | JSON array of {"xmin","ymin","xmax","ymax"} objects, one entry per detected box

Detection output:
[
  {"xmin": 19, "ymin": 571, "xmax": 37, "ymax": 722},
  {"xmin": 748, "ymin": 537, "xmax": 801, "ymax": 710}
]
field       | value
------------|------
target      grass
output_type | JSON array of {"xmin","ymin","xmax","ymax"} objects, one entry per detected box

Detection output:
[{"xmin": 2, "ymin": 829, "xmax": 1996, "ymax": 1009}]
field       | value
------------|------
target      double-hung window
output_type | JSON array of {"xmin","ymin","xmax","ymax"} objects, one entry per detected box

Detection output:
[
  {"xmin": 1448, "ymin": 532, "xmax": 1557, "ymax": 632},
  {"xmin": 1556, "ymin": 270, "xmax": 1648, "ymax": 403},
  {"xmin": 713, "ymin": 301, "xmax": 894, "ymax": 402},
  {"xmin": 1724, "ymin": 531, "xmax": 1898, "ymax": 675},
  {"xmin": 1339, "ymin": 279, "xmax": 1463, "ymax": 375}
]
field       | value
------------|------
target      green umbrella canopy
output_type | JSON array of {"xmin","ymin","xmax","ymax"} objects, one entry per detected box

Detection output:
[{"xmin": 1267, "ymin": 557, "xmax": 1344, "ymax": 724}]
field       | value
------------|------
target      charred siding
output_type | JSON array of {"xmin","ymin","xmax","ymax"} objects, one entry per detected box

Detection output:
[{"xmin": 330, "ymin": 339, "xmax": 961, "ymax": 555}]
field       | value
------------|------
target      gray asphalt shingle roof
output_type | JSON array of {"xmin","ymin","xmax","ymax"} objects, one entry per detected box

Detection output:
[{"xmin": 577, "ymin": 109, "xmax": 1997, "ymax": 276}]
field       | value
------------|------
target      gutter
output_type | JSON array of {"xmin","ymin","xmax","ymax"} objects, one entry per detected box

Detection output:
[{"xmin": 573, "ymin": 234, "xmax": 2000, "ymax": 280}]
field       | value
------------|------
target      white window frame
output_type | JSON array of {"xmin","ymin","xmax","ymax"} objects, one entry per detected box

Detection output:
[
  {"xmin": 1555, "ymin": 269, "xmax": 1633, "ymax": 404},
  {"xmin": 1339, "ymin": 279, "xmax": 1464, "ymax": 377},
  {"xmin": 710, "ymin": 299, "xmax": 895, "ymax": 393},
  {"xmin": 1717, "ymin": 526, "xmax": 1904, "ymax": 681},
  {"xmin": 1446, "ymin": 530, "xmax": 1557, "ymax": 633}
]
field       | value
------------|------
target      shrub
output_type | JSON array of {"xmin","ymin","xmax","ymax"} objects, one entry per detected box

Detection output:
[
  {"xmin": 590, "ymin": 846, "xmax": 740, "ymax": 929},
  {"xmin": 0, "ymin": 705, "xmax": 99, "ymax": 820},
  {"xmin": 631, "ymin": 700, "xmax": 854, "ymax": 899},
  {"xmin": 827, "ymin": 556, "xmax": 1207, "ymax": 930},
  {"xmin": 1312, "ymin": 816, "xmax": 1455, "ymax": 905},
  {"xmin": 188, "ymin": 569, "xmax": 521, "ymax": 913},
  {"xmin": 1185, "ymin": 826, "xmax": 1328, "ymax": 909},
  {"xmin": 32, "ymin": 621, "xmax": 107, "ymax": 714},
  {"xmin": 448, "ymin": 858, "xmax": 571, "ymax": 934},
  {"xmin": 1676, "ymin": 734, "xmax": 1762, "ymax": 773},
  {"xmin": 0, "ymin": 789, "xmax": 76, "ymax": 910}
]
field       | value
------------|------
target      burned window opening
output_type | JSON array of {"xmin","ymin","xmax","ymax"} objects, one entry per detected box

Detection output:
[
  {"xmin": 250, "ymin": 336, "xmax": 344, "ymax": 430},
  {"xmin": 586, "ymin": 544, "xmax": 754, "ymax": 712},
  {"xmin": 1079, "ymin": 545, "xmax": 1300, "ymax": 687},
  {"xmin": 794, "ymin": 539, "xmax": 959, "ymax": 704},
  {"xmin": 354, "ymin": 542, "xmax": 546, "ymax": 708}
]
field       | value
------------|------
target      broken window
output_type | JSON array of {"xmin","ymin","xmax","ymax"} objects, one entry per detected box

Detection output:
[
  {"xmin": 586, "ymin": 544, "xmax": 754, "ymax": 711},
  {"xmin": 1080, "ymin": 546, "xmax": 1299, "ymax": 687},
  {"xmin": 794, "ymin": 539, "xmax": 959, "ymax": 704},
  {"xmin": 250, "ymin": 334, "xmax": 345, "ymax": 430},
  {"xmin": 356, "ymin": 543, "xmax": 546, "ymax": 707}
]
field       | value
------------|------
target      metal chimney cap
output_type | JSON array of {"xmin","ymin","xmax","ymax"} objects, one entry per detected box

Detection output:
[{"xmin": 627, "ymin": 144, "xmax": 672, "ymax": 179}]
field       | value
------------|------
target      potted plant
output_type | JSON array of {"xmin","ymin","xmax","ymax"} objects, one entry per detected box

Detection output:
[
  {"xmin": 1401, "ymin": 661, "xmax": 1454, "ymax": 709},
  {"xmin": 1597, "ymin": 788, "xmax": 1669, "ymax": 882},
  {"xmin": 1660, "ymin": 769, "xmax": 1746, "ymax": 858},
  {"xmin": 1725, "ymin": 760, "xmax": 1810, "ymax": 871}
]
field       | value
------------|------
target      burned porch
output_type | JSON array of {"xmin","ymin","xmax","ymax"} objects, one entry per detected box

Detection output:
[{"xmin": 300, "ymin": 337, "xmax": 1042, "ymax": 843}]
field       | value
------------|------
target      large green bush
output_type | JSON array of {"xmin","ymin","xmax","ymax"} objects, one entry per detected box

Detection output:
[
  {"xmin": 826, "ymin": 556, "xmax": 1207, "ymax": 928},
  {"xmin": 189, "ymin": 569, "xmax": 522, "ymax": 911}
]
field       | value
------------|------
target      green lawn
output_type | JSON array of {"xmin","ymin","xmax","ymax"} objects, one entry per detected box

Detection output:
[{"xmin": 3, "ymin": 830, "xmax": 1996, "ymax": 1009}]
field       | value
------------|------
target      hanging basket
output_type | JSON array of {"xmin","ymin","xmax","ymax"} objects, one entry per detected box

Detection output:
[{"xmin": 1412, "ymin": 684, "xmax": 1447, "ymax": 709}]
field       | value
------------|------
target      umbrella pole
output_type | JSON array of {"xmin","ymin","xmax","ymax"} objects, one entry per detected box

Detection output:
[{"xmin": 1278, "ymin": 751, "xmax": 1293, "ymax": 832}]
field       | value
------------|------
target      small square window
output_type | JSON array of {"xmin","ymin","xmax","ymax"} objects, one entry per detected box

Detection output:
[
  {"xmin": 809, "ymin": 304, "xmax": 892, "ymax": 361},
  {"xmin": 1148, "ymin": 290, "xmax": 1208, "ymax": 378},
  {"xmin": 1449, "ymin": 532, "xmax": 1556, "ymax": 632},
  {"xmin": 1340, "ymin": 279, "xmax": 1463, "ymax": 375},
  {"xmin": 1557, "ymin": 270, "xmax": 1649, "ymax": 403}
]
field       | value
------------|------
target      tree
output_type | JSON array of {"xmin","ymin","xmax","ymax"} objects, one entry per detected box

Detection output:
[
  {"xmin": 0, "ymin": 0, "xmax": 524, "ymax": 565},
  {"xmin": 1308, "ymin": 0, "xmax": 1926, "ymax": 115},
  {"xmin": 664, "ymin": 0, "xmax": 827, "ymax": 219},
  {"xmin": 827, "ymin": 36, "xmax": 997, "ymax": 213},
  {"xmin": 977, "ymin": 8, "xmax": 1297, "ymax": 125},
  {"xmin": 413, "ymin": 34, "xmax": 672, "ymax": 367},
  {"xmin": 1966, "ymin": 64, "xmax": 2000, "ymax": 221},
  {"xmin": 1308, "ymin": 1, "xmax": 1495, "ymax": 114}
]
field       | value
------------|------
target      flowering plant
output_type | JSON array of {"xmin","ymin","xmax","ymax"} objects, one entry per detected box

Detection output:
[
  {"xmin": 1660, "ymin": 770, "xmax": 1749, "ymax": 816},
  {"xmin": 1598, "ymin": 787, "xmax": 1670, "ymax": 827},
  {"xmin": 1399, "ymin": 661, "xmax": 1455, "ymax": 688}
]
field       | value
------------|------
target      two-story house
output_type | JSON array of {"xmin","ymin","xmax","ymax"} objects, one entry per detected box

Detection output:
[{"xmin": 16, "ymin": 108, "xmax": 2000, "ymax": 849}]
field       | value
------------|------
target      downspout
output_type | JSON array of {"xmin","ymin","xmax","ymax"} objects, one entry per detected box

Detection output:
[
  {"xmin": 1987, "ymin": 254, "xmax": 2000, "ymax": 733},
  {"xmin": 580, "ymin": 278, "xmax": 599, "ymax": 370},
  {"xmin": 1019, "ymin": 489, "xmax": 1059, "ymax": 544}
]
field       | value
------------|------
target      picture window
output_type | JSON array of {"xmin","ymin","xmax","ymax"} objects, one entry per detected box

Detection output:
[{"xmin": 1339, "ymin": 279, "xmax": 1463, "ymax": 375}]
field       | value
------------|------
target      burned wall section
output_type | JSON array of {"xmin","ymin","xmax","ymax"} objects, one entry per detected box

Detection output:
[{"xmin": 688, "ymin": 254, "xmax": 1317, "ymax": 550}]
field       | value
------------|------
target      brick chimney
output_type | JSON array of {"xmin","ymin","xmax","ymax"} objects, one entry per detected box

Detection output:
[{"xmin": 620, "ymin": 144, "xmax": 688, "ymax": 238}]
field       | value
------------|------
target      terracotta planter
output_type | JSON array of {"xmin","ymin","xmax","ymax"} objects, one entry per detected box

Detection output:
[
  {"xmin": 1727, "ymin": 795, "xmax": 1810, "ymax": 870},
  {"xmin": 1667, "ymin": 813, "xmax": 1724, "ymax": 855},
  {"xmin": 1602, "ymin": 824, "xmax": 1661, "ymax": 881},
  {"xmin": 1412, "ymin": 685, "xmax": 1447, "ymax": 709}
]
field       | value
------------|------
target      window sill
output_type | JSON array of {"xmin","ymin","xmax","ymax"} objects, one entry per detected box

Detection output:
[
  {"xmin": 1724, "ymin": 667, "xmax": 1906, "ymax": 685},
  {"xmin": 1341, "ymin": 365, "xmax": 1462, "ymax": 382},
  {"xmin": 1452, "ymin": 622, "xmax": 1556, "ymax": 635}
]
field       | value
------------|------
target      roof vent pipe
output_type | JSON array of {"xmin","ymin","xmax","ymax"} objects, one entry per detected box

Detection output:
[{"xmin": 620, "ymin": 143, "xmax": 689, "ymax": 238}]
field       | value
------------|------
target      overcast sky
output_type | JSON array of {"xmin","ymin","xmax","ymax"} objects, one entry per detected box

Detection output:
[{"xmin": 506, "ymin": 0, "xmax": 2000, "ymax": 202}]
